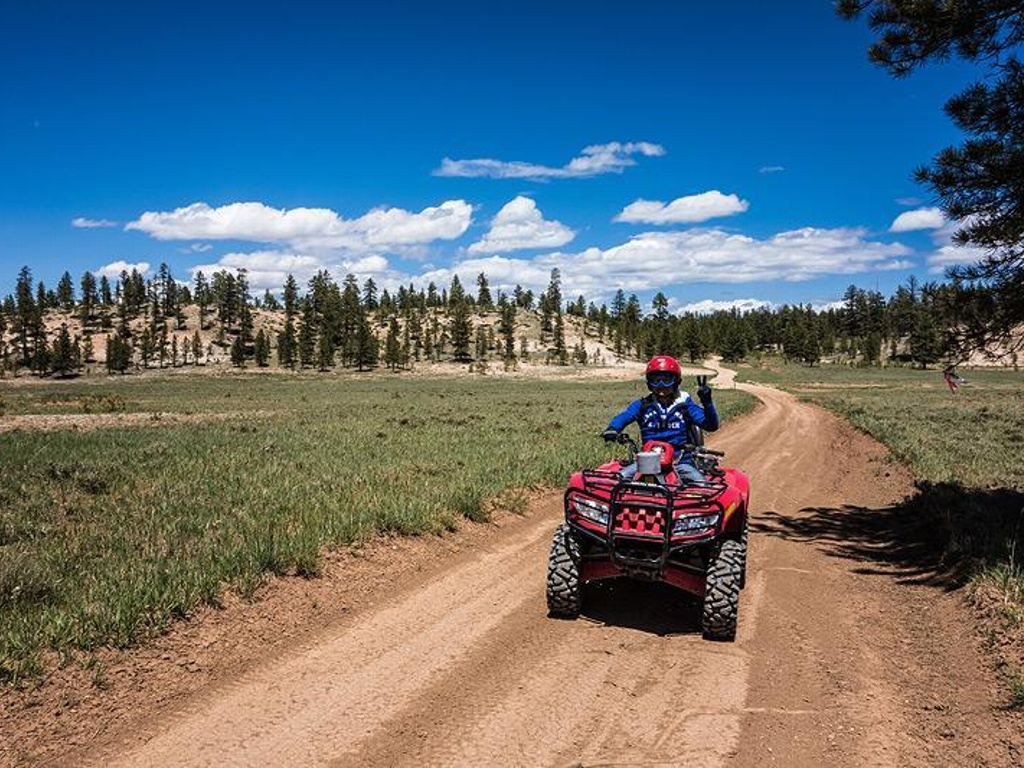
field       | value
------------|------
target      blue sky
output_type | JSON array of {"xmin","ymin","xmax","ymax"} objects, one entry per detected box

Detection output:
[{"xmin": 0, "ymin": 1, "xmax": 983, "ymax": 314}]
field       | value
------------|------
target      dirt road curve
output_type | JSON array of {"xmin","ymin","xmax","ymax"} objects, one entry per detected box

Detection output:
[{"xmin": 32, "ymin": 376, "xmax": 1024, "ymax": 766}]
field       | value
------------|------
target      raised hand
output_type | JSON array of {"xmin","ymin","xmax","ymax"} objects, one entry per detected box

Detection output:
[{"xmin": 696, "ymin": 374, "xmax": 713, "ymax": 402}]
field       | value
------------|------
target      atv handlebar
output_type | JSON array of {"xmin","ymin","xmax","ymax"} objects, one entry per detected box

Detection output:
[
  {"xmin": 613, "ymin": 432, "xmax": 639, "ymax": 450},
  {"xmin": 606, "ymin": 432, "xmax": 724, "ymax": 460}
]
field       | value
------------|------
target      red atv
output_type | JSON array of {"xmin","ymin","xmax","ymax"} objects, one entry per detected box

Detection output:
[{"xmin": 547, "ymin": 433, "xmax": 751, "ymax": 640}]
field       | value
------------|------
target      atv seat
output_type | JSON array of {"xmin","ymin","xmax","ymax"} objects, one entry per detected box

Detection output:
[{"xmin": 687, "ymin": 423, "xmax": 705, "ymax": 447}]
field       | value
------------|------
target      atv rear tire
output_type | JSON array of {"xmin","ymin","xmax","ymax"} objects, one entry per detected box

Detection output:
[
  {"xmin": 702, "ymin": 538, "xmax": 744, "ymax": 641},
  {"xmin": 546, "ymin": 524, "xmax": 582, "ymax": 618}
]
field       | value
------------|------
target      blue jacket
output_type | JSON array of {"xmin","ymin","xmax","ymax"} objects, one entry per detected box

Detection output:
[{"xmin": 606, "ymin": 391, "xmax": 719, "ymax": 451}]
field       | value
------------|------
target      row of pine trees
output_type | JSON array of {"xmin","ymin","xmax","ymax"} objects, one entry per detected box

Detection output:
[{"xmin": 0, "ymin": 262, "xmax": 985, "ymax": 379}]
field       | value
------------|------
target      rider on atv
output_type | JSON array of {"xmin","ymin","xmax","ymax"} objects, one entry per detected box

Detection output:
[{"xmin": 601, "ymin": 355, "xmax": 719, "ymax": 484}]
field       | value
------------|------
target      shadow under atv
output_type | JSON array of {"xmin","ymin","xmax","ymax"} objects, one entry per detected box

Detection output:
[{"xmin": 571, "ymin": 579, "xmax": 704, "ymax": 637}]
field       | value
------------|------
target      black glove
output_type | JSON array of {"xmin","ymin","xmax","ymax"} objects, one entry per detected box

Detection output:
[
  {"xmin": 696, "ymin": 375, "xmax": 713, "ymax": 403},
  {"xmin": 601, "ymin": 428, "xmax": 619, "ymax": 442}
]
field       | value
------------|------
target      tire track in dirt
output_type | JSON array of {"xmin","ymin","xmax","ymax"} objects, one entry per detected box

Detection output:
[
  {"xmin": 720, "ymin": 382, "xmax": 911, "ymax": 766},
  {"xmin": 93, "ymin": 518, "xmax": 554, "ymax": 767},
  {"xmin": 81, "ymin": 371, "xmax": 1022, "ymax": 767}
]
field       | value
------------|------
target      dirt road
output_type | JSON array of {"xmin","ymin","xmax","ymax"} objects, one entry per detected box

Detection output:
[{"xmin": 11, "ymin": 375, "xmax": 1023, "ymax": 766}]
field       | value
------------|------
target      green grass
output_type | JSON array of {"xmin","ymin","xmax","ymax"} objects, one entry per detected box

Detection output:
[
  {"xmin": 0, "ymin": 371, "xmax": 755, "ymax": 685},
  {"xmin": 737, "ymin": 361, "xmax": 1024, "ymax": 488}
]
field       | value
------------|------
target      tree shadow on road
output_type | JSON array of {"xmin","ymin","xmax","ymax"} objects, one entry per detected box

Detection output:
[
  {"xmin": 751, "ymin": 481, "xmax": 1024, "ymax": 591},
  {"xmin": 580, "ymin": 579, "xmax": 703, "ymax": 636}
]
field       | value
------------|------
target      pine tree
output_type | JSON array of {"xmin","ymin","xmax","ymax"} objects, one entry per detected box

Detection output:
[
  {"xmin": 519, "ymin": 335, "xmax": 530, "ymax": 362},
  {"xmin": 475, "ymin": 324, "xmax": 488, "ymax": 361},
  {"xmin": 277, "ymin": 274, "xmax": 299, "ymax": 369},
  {"xmin": 158, "ymin": 324, "xmax": 169, "ymax": 368},
  {"xmin": 622, "ymin": 295, "xmax": 642, "ymax": 357},
  {"xmin": 51, "ymin": 324, "xmax": 75, "ymax": 377},
  {"xmin": 99, "ymin": 275, "xmax": 113, "ymax": 306},
  {"xmin": 277, "ymin": 319, "xmax": 297, "ymax": 369},
  {"xmin": 338, "ymin": 274, "xmax": 362, "ymax": 366},
  {"xmin": 353, "ymin": 314, "xmax": 378, "ymax": 371},
  {"xmin": 237, "ymin": 269, "xmax": 254, "ymax": 343},
  {"xmin": 79, "ymin": 271, "xmax": 97, "ymax": 328},
  {"xmin": 401, "ymin": 320, "xmax": 412, "ymax": 369},
  {"xmin": 312, "ymin": 323, "xmax": 330, "ymax": 370},
  {"xmin": 56, "ymin": 272, "xmax": 75, "ymax": 310},
  {"xmin": 194, "ymin": 271, "xmax": 211, "ymax": 329},
  {"xmin": 476, "ymin": 272, "xmax": 493, "ymax": 309},
  {"xmin": 82, "ymin": 333, "xmax": 94, "ymax": 363},
  {"xmin": 449, "ymin": 299, "xmax": 472, "ymax": 362},
  {"xmin": 384, "ymin": 316, "xmax": 402, "ymax": 370},
  {"xmin": 839, "ymin": 1, "xmax": 1024, "ymax": 356},
  {"xmin": 106, "ymin": 333, "xmax": 131, "ymax": 374},
  {"xmin": 909, "ymin": 306, "xmax": 943, "ymax": 368},
  {"xmin": 539, "ymin": 289, "xmax": 553, "ymax": 340},
  {"xmin": 362, "ymin": 278, "xmax": 379, "ymax": 310},
  {"xmin": 573, "ymin": 341, "xmax": 588, "ymax": 365},
  {"xmin": 230, "ymin": 334, "xmax": 246, "ymax": 368},
  {"xmin": 254, "ymin": 328, "xmax": 270, "ymax": 367},
  {"xmin": 425, "ymin": 316, "xmax": 438, "ymax": 360},
  {"xmin": 262, "ymin": 289, "xmax": 280, "ymax": 310},
  {"xmin": 448, "ymin": 274, "xmax": 466, "ymax": 306},
  {"xmin": 552, "ymin": 310, "xmax": 568, "ymax": 365},
  {"xmin": 499, "ymin": 299, "xmax": 517, "ymax": 363},
  {"xmin": 139, "ymin": 327, "xmax": 155, "ymax": 368},
  {"xmin": 14, "ymin": 266, "xmax": 37, "ymax": 366},
  {"xmin": 297, "ymin": 298, "xmax": 317, "ymax": 368},
  {"xmin": 407, "ymin": 309, "xmax": 423, "ymax": 361}
]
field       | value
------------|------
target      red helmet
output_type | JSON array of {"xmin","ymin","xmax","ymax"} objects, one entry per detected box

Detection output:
[{"xmin": 645, "ymin": 355, "xmax": 681, "ymax": 391}]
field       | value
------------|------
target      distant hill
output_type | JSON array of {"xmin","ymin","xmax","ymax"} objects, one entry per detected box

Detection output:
[{"xmin": 3, "ymin": 303, "xmax": 642, "ymax": 378}]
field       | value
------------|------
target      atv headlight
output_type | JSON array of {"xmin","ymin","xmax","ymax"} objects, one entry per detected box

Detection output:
[
  {"xmin": 672, "ymin": 513, "xmax": 720, "ymax": 535},
  {"xmin": 571, "ymin": 496, "xmax": 610, "ymax": 526}
]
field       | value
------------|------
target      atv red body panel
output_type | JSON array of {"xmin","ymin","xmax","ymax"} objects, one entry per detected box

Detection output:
[{"xmin": 563, "ymin": 440, "xmax": 750, "ymax": 598}]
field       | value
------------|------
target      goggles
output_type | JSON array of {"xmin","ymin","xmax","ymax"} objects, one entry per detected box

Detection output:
[{"xmin": 646, "ymin": 374, "xmax": 677, "ymax": 389}]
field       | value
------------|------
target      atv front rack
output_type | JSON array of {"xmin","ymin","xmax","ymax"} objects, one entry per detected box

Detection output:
[
  {"xmin": 609, "ymin": 480, "xmax": 674, "ymax": 579},
  {"xmin": 567, "ymin": 471, "xmax": 730, "ymax": 580}
]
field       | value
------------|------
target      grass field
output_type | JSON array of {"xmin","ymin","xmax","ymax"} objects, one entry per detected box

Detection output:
[
  {"xmin": 738, "ymin": 363, "xmax": 1024, "ymax": 489},
  {"xmin": 738, "ymin": 360, "xmax": 1024, "ymax": 702},
  {"xmin": 0, "ymin": 372, "xmax": 755, "ymax": 685}
]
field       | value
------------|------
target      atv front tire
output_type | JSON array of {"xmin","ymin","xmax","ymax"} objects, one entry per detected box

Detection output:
[
  {"xmin": 738, "ymin": 517, "xmax": 749, "ymax": 590},
  {"xmin": 546, "ymin": 524, "xmax": 582, "ymax": 618},
  {"xmin": 702, "ymin": 538, "xmax": 744, "ymax": 641}
]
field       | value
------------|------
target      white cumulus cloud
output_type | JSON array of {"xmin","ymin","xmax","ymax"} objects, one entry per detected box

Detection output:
[
  {"xmin": 810, "ymin": 300, "xmax": 848, "ymax": 313},
  {"xmin": 96, "ymin": 260, "xmax": 150, "ymax": 279},
  {"xmin": 126, "ymin": 199, "xmax": 473, "ymax": 253},
  {"xmin": 677, "ymin": 298, "xmax": 774, "ymax": 315},
  {"xmin": 190, "ymin": 251, "xmax": 325, "ymax": 293},
  {"xmin": 421, "ymin": 226, "xmax": 913, "ymax": 306},
  {"xmin": 902, "ymin": 213, "xmax": 989, "ymax": 274},
  {"xmin": 615, "ymin": 191, "xmax": 749, "ymax": 225},
  {"xmin": 926, "ymin": 243, "xmax": 988, "ymax": 274},
  {"xmin": 356, "ymin": 202, "xmax": 472, "ymax": 246},
  {"xmin": 434, "ymin": 141, "xmax": 665, "ymax": 179},
  {"xmin": 188, "ymin": 250, "xmax": 408, "ymax": 294},
  {"xmin": 889, "ymin": 207, "xmax": 945, "ymax": 232},
  {"xmin": 467, "ymin": 197, "xmax": 575, "ymax": 254}
]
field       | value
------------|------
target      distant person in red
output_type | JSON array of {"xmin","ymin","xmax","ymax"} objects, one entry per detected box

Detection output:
[
  {"xmin": 601, "ymin": 355, "xmax": 719, "ymax": 483},
  {"xmin": 943, "ymin": 366, "xmax": 966, "ymax": 394}
]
